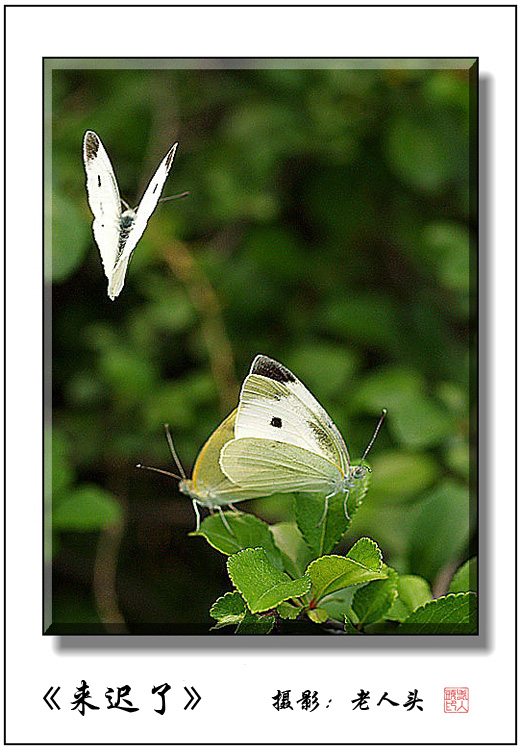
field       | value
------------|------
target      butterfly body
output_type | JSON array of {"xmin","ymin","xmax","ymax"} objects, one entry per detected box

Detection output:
[{"xmin": 82, "ymin": 130, "xmax": 177, "ymax": 299}]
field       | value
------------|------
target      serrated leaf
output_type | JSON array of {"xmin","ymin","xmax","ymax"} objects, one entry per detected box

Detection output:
[
  {"xmin": 352, "ymin": 574, "xmax": 398, "ymax": 625},
  {"xmin": 387, "ymin": 575, "xmax": 432, "ymax": 622},
  {"xmin": 277, "ymin": 602, "xmax": 303, "ymax": 620},
  {"xmin": 192, "ymin": 513, "xmax": 284, "ymax": 570},
  {"xmin": 399, "ymin": 593, "xmax": 477, "ymax": 634},
  {"xmin": 307, "ymin": 540, "xmax": 386, "ymax": 603},
  {"xmin": 344, "ymin": 616, "xmax": 363, "ymax": 635},
  {"xmin": 450, "ymin": 558, "xmax": 477, "ymax": 593},
  {"xmin": 209, "ymin": 591, "xmax": 246, "ymax": 630},
  {"xmin": 307, "ymin": 607, "xmax": 329, "ymax": 624},
  {"xmin": 398, "ymin": 575, "xmax": 432, "ymax": 611},
  {"xmin": 347, "ymin": 537, "xmax": 383, "ymax": 569},
  {"xmin": 269, "ymin": 521, "xmax": 313, "ymax": 578},
  {"xmin": 295, "ymin": 491, "xmax": 349, "ymax": 557},
  {"xmin": 53, "ymin": 485, "xmax": 123, "ymax": 530},
  {"xmin": 236, "ymin": 611, "xmax": 276, "ymax": 634},
  {"xmin": 385, "ymin": 597, "xmax": 410, "ymax": 623},
  {"xmin": 227, "ymin": 548, "xmax": 311, "ymax": 613}
]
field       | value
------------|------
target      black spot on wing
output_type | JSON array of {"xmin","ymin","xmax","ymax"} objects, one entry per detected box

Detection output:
[
  {"xmin": 270, "ymin": 416, "xmax": 282, "ymax": 428},
  {"xmin": 153, "ymin": 183, "xmax": 158, "ymax": 194},
  {"xmin": 97, "ymin": 175, "xmax": 101, "ymax": 187},
  {"xmin": 251, "ymin": 355, "xmax": 296, "ymax": 383},
  {"xmin": 84, "ymin": 131, "xmax": 99, "ymax": 161}
]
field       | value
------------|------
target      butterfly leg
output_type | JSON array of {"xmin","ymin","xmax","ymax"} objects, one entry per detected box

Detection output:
[
  {"xmin": 343, "ymin": 489, "xmax": 351, "ymax": 521},
  {"xmin": 192, "ymin": 498, "xmax": 201, "ymax": 532},
  {"xmin": 227, "ymin": 503, "xmax": 241, "ymax": 515},
  {"xmin": 317, "ymin": 494, "xmax": 332, "ymax": 527},
  {"xmin": 217, "ymin": 506, "xmax": 236, "ymax": 537}
]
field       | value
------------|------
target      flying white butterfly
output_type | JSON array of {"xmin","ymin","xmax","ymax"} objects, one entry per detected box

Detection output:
[
  {"xmin": 220, "ymin": 355, "xmax": 386, "ymax": 524},
  {"xmin": 82, "ymin": 130, "xmax": 178, "ymax": 300},
  {"xmin": 138, "ymin": 410, "xmax": 270, "ymax": 533}
]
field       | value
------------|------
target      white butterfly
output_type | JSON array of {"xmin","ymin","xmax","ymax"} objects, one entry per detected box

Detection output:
[
  {"xmin": 139, "ymin": 410, "xmax": 270, "ymax": 533},
  {"xmin": 83, "ymin": 130, "xmax": 178, "ymax": 300},
  {"xmin": 220, "ymin": 355, "xmax": 386, "ymax": 524}
]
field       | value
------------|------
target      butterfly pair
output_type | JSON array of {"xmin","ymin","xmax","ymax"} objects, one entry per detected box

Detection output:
[
  {"xmin": 159, "ymin": 354, "xmax": 385, "ymax": 532},
  {"xmin": 83, "ymin": 131, "xmax": 178, "ymax": 300}
]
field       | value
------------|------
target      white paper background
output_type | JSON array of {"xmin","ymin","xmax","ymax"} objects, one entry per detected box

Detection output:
[{"xmin": 5, "ymin": 4, "xmax": 516, "ymax": 745}]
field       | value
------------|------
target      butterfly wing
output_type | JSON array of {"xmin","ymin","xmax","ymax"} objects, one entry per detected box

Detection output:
[
  {"xmin": 234, "ymin": 355, "xmax": 350, "ymax": 475},
  {"xmin": 82, "ymin": 131, "xmax": 122, "ymax": 280},
  {"xmin": 220, "ymin": 437, "xmax": 344, "ymax": 495},
  {"xmin": 189, "ymin": 410, "xmax": 269, "ymax": 506},
  {"xmin": 111, "ymin": 142, "xmax": 178, "ymax": 282}
]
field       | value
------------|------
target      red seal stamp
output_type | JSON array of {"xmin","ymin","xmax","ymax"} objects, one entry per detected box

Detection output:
[{"xmin": 444, "ymin": 687, "xmax": 469, "ymax": 713}]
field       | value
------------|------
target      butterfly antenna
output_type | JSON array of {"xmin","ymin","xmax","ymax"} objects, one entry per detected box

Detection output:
[
  {"xmin": 121, "ymin": 197, "xmax": 131, "ymax": 210},
  {"xmin": 164, "ymin": 423, "xmax": 186, "ymax": 479},
  {"xmin": 158, "ymin": 191, "xmax": 190, "ymax": 203},
  {"xmin": 361, "ymin": 409, "xmax": 387, "ymax": 462},
  {"xmin": 136, "ymin": 463, "xmax": 182, "ymax": 481}
]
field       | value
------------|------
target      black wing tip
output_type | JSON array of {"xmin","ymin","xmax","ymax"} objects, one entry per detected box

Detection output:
[
  {"xmin": 250, "ymin": 354, "xmax": 296, "ymax": 384},
  {"xmin": 83, "ymin": 130, "xmax": 100, "ymax": 160},
  {"xmin": 165, "ymin": 142, "xmax": 178, "ymax": 170}
]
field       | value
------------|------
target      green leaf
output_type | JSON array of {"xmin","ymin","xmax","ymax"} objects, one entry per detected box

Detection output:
[
  {"xmin": 386, "ymin": 115, "xmax": 456, "ymax": 193},
  {"xmin": 53, "ymin": 485, "xmax": 123, "ymax": 531},
  {"xmin": 320, "ymin": 587, "xmax": 356, "ymax": 622},
  {"xmin": 322, "ymin": 294, "xmax": 400, "ymax": 349},
  {"xmin": 192, "ymin": 513, "xmax": 284, "ymax": 570},
  {"xmin": 391, "ymin": 394, "xmax": 453, "ymax": 449},
  {"xmin": 352, "ymin": 572, "xmax": 398, "ymax": 625},
  {"xmin": 236, "ymin": 611, "xmax": 276, "ymax": 635},
  {"xmin": 277, "ymin": 602, "xmax": 303, "ymax": 620},
  {"xmin": 369, "ymin": 451, "xmax": 440, "ymax": 501},
  {"xmin": 209, "ymin": 591, "xmax": 246, "ymax": 630},
  {"xmin": 407, "ymin": 480, "xmax": 471, "ymax": 583},
  {"xmin": 99, "ymin": 345, "xmax": 158, "ymax": 407},
  {"xmin": 450, "ymin": 558, "xmax": 477, "ymax": 593},
  {"xmin": 393, "ymin": 575, "xmax": 432, "ymax": 618},
  {"xmin": 269, "ymin": 521, "xmax": 313, "ymax": 578},
  {"xmin": 51, "ymin": 191, "xmax": 90, "ymax": 282},
  {"xmin": 385, "ymin": 597, "xmax": 410, "ymax": 623},
  {"xmin": 346, "ymin": 469, "xmax": 372, "ymax": 517},
  {"xmin": 353, "ymin": 366, "xmax": 424, "ymax": 413},
  {"xmin": 227, "ymin": 548, "xmax": 311, "ymax": 613},
  {"xmin": 344, "ymin": 616, "xmax": 363, "ymax": 635},
  {"xmin": 48, "ymin": 427, "xmax": 74, "ymax": 502},
  {"xmin": 286, "ymin": 344, "xmax": 359, "ymax": 398},
  {"xmin": 422, "ymin": 221, "xmax": 470, "ymax": 293},
  {"xmin": 307, "ymin": 607, "xmax": 329, "ymax": 624},
  {"xmin": 399, "ymin": 593, "xmax": 477, "ymax": 634},
  {"xmin": 295, "ymin": 492, "xmax": 349, "ymax": 557},
  {"xmin": 347, "ymin": 537, "xmax": 383, "ymax": 568},
  {"xmin": 306, "ymin": 539, "xmax": 386, "ymax": 603}
]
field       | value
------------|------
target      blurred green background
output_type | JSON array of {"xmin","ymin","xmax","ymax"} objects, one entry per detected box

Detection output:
[{"xmin": 47, "ymin": 60, "xmax": 476, "ymax": 634}]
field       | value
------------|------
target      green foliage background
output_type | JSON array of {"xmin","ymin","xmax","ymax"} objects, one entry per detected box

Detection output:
[{"xmin": 48, "ymin": 61, "xmax": 476, "ymax": 633}]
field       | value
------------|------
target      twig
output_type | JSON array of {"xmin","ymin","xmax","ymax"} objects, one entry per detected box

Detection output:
[
  {"xmin": 93, "ymin": 520, "xmax": 128, "ymax": 634},
  {"xmin": 162, "ymin": 239, "xmax": 238, "ymax": 411}
]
